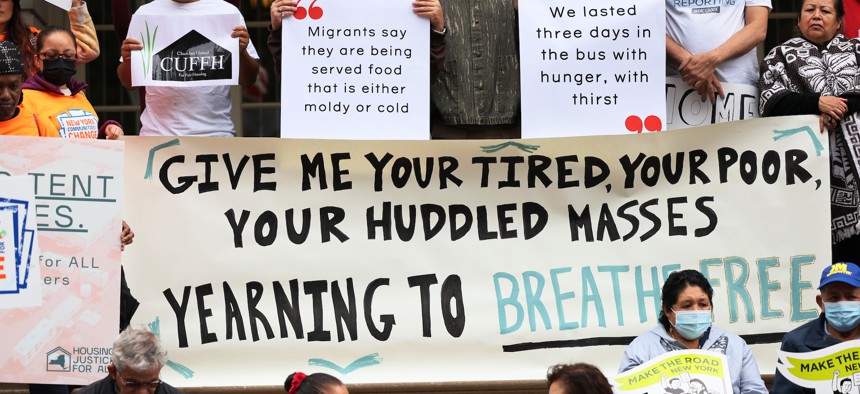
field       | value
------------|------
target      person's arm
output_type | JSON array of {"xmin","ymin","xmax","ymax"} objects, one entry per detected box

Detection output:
[
  {"xmin": 834, "ymin": 370, "xmax": 841, "ymax": 393},
  {"xmin": 765, "ymin": 92, "xmax": 821, "ymax": 116},
  {"xmin": 840, "ymin": 93, "xmax": 860, "ymax": 114},
  {"xmin": 413, "ymin": 0, "xmax": 446, "ymax": 81},
  {"xmin": 267, "ymin": 0, "xmax": 297, "ymax": 80},
  {"xmin": 430, "ymin": 29, "xmax": 446, "ymax": 82},
  {"xmin": 267, "ymin": 27, "xmax": 282, "ymax": 80},
  {"xmin": 737, "ymin": 342, "xmax": 768, "ymax": 394},
  {"xmin": 233, "ymin": 25, "xmax": 260, "ymax": 87},
  {"xmin": 69, "ymin": 0, "xmax": 100, "ymax": 64},
  {"xmin": 676, "ymin": 6, "xmax": 770, "ymax": 101},
  {"xmin": 97, "ymin": 120, "xmax": 123, "ymax": 140}
]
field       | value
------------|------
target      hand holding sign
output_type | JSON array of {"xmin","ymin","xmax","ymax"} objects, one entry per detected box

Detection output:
[
  {"xmin": 412, "ymin": 0, "xmax": 445, "ymax": 32},
  {"xmin": 270, "ymin": 0, "xmax": 299, "ymax": 30}
]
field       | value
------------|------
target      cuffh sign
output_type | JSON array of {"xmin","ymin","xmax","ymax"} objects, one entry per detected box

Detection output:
[
  {"xmin": 128, "ymin": 14, "xmax": 242, "ymax": 87},
  {"xmin": 153, "ymin": 30, "xmax": 232, "ymax": 82}
]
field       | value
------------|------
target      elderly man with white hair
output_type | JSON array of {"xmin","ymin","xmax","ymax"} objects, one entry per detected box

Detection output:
[{"xmin": 77, "ymin": 327, "xmax": 182, "ymax": 394}]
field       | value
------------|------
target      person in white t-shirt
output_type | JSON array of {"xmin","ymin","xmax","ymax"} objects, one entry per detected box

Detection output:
[
  {"xmin": 666, "ymin": 0, "xmax": 771, "ymax": 102},
  {"xmin": 117, "ymin": 0, "xmax": 260, "ymax": 137}
]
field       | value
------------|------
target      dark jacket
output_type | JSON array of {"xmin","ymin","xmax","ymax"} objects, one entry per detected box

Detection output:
[
  {"xmin": 76, "ymin": 375, "xmax": 183, "ymax": 394},
  {"xmin": 771, "ymin": 314, "xmax": 842, "ymax": 394},
  {"xmin": 431, "ymin": 0, "xmax": 520, "ymax": 126}
]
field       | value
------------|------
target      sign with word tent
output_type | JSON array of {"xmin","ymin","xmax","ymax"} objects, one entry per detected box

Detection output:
[
  {"xmin": 280, "ymin": 0, "xmax": 430, "ymax": 139},
  {"xmin": 0, "ymin": 136, "xmax": 124, "ymax": 385},
  {"xmin": 128, "ymin": 13, "xmax": 243, "ymax": 87},
  {"xmin": 519, "ymin": 0, "xmax": 666, "ymax": 137},
  {"xmin": 122, "ymin": 115, "xmax": 829, "ymax": 385}
]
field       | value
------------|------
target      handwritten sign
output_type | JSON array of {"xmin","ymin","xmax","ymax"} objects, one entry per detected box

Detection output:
[{"xmin": 119, "ymin": 115, "xmax": 829, "ymax": 385}]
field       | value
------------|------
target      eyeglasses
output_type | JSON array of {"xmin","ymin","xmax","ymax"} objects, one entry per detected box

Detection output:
[
  {"xmin": 38, "ymin": 53, "xmax": 77, "ymax": 61},
  {"xmin": 116, "ymin": 373, "xmax": 161, "ymax": 391}
]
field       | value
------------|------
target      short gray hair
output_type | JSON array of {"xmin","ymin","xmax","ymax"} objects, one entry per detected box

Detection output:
[{"xmin": 111, "ymin": 326, "xmax": 168, "ymax": 373}]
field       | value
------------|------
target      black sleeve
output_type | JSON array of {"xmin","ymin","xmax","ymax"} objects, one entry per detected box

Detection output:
[
  {"xmin": 430, "ymin": 29, "xmax": 446, "ymax": 83},
  {"xmin": 840, "ymin": 93, "xmax": 860, "ymax": 114},
  {"xmin": 267, "ymin": 26, "xmax": 282, "ymax": 81},
  {"xmin": 767, "ymin": 92, "xmax": 821, "ymax": 116}
]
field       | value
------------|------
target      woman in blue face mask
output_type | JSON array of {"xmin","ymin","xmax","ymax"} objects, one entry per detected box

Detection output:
[{"xmin": 618, "ymin": 270, "xmax": 768, "ymax": 394}]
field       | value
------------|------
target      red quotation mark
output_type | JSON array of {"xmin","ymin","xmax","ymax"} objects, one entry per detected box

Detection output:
[
  {"xmin": 294, "ymin": 0, "xmax": 323, "ymax": 20},
  {"xmin": 625, "ymin": 115, "xmax": 662, "ymax": 134}
]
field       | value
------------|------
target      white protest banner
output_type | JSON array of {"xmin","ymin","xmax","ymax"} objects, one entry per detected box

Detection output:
[
  {"xmin": 280, "ymin": 0, "xmax": 429, "ymax": 139},
  {"xmin": 0, "ymin": 136, "xmax": 123, "ymax": 385},
  {"xmin": 615, "ymin": 350, "xmax": 732, "ymax": 393},
  {"xmin": 776, "ymin": 339, "xmax": 860, "ymax": 393},
  {"xmin": 666, "ymin": 77, "xmax": 760, "ymax": 130},
  {"xmin": 519, "ymin": 0, "xmax": 666, "ymax": 137},
  {"xmin": 123, "ymin": 115, "xmax": 828, "ymax": 386},
  {"xmin": 128, "ymin": 13, "xmax": 241, "ymax": 87},
  {"xmin": 43, "ymin": 0, "xmax": 72, "ymax": 11}
]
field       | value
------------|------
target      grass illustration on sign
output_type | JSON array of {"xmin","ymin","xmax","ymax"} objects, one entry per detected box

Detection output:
[{"xmin": 140, "ymin": 21, "xmax": 159, "ymax": 76}]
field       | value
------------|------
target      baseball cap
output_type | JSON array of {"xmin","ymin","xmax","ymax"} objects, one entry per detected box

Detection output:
[{"xmin": 818, "ymin": 262, "xmax": 860, "ymax": 289}]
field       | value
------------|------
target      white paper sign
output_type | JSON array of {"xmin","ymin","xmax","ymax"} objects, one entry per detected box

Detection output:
[
  {"xmin": 615, "ymin": 350, "xmax": 733, "ymax": 394},
  {"xmin": 43, "ymin": 0, "xmax": 72, "ymax": 11},
  {"xmin": 128, "ymin": 14, "xmax": 241, "ymax": 87},
  {"xmin": 777, "ymin": 340, "xmax": 860, "ymax": 393},
  {"xmin": 666, "ymin": 77, "xmax": 760, "ymax": 130},
  {"xmin": 520, "ymin": 0, "xmax": 666, "ymax": 137},
  {"xmin": 280, "ymin": 0, "xmax": 430, "ymax": 139}
]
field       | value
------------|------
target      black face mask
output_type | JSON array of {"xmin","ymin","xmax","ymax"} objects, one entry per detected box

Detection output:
[{"xmin": 41, "ymin": 58, "xmax": 77, "ymax": 87}]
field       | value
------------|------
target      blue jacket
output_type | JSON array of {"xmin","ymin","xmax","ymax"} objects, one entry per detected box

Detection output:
[
  {"xmin": 771, "ymin": 314, "xmax": 841, "ymax": 394},
  {"xmin": 618, "ymin": 325, "xmax": 767, "ymax": 394}
]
